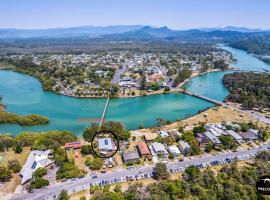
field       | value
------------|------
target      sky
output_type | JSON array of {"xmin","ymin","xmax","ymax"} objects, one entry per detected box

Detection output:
[{"xmin": 0, "ymin": 0, "xmax": 269, "ymax": 30}]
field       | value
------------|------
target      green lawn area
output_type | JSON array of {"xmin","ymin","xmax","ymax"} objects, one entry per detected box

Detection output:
[{"xmin": 0, "ymin": 148, "xmax": 30, "ymax": 167}]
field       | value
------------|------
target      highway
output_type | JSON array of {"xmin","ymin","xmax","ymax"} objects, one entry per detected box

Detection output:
[{"xmin": 11, "ymin": 141, "xmax": 270, "ymax": 200}]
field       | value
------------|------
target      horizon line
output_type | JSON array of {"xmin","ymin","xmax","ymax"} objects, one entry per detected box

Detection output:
[{"xmin": 0, "ymin": 24, "xmax": 268, "ymax": 31}]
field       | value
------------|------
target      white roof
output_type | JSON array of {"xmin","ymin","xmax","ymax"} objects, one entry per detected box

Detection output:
[
  {"xmin": 209, "ymin": 128, "xmax": 221, "ymax": 137},
  {"xmin": 249, "ymin": 129, "xmax": 259, "ymax": 135},
  {"xmin": 152, "ymin": 142, "xmax": 167, "ymax": 153},
  {"xmin": 226, "ymin": 130, "xmax": 243, "ymax": 140},
  {"xmin": 20, "ymin": 150, "xmax": 52, "ymax": 185},
  {"xmin": 204, "ymin": 131, "xmax": 221, "ymax": 144},
  {"xmin": 159, "ymin": 131, "xmax": 169, "ymax": 138},
  {"xmin": 168, "ymin": 145, "xmax": 181, "ymax": 154},
  {"xmin": 178, "ymin": 140, "xmax": 191, "ymax": 149},
  {"xmin": 98, "ymin": 138, "xmax": 113, "ymax": 150}
]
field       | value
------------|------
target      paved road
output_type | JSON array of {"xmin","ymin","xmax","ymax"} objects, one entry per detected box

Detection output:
[
  {"xmin": 159, "ymin": 65, "xmax": 172, "ymax": 88},
  {"xmin": 11, "ymin": 142, "xmax": 270, "ymax": 200},
  {"xmin": 111, "ymin": 63, "xmax": 128, "ymax": 84}
]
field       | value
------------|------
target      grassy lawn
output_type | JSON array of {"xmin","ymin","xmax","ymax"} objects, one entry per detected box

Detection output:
[
  {"xmin": 66, "ymin": 149, "xmax": 89, "ymax": 171},
  {"xmin": 0, "ymin": 147, "xmax": 30, "ymax": 167}
]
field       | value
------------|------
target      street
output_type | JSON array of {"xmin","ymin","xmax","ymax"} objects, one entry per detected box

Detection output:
[{"xmin": 10, "ymin": 141, "xmax": 270, "ymax": 200}]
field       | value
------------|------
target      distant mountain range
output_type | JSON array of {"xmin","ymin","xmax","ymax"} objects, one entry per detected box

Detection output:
[
  {"xmin": 0, "ymin": 25, "xmax": 144, "ymax": 39},
  {"xmin": 197, "ymin": 26, "xmax": 267, "ymax": 33},
  {"xmin": 0, "ymin": 25, "xmax": 269, "ymax": 40}
]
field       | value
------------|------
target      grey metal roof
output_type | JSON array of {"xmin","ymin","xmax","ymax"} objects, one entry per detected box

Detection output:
[{"xmin": 123, "ymin": 150, "xmax": 140, "ymax": 162}]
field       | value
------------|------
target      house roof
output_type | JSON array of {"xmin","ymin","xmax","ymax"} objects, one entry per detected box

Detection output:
[
  {"xmin": 178, "ymin": 141, "xmax": 191, "ymax": 149},
  {"xmin": 204, "ymin": 131, "xmax": 221, "ymax": 144},
  {"xmin": 20, "ymin": 150, "xmax": 52, "ymax": 185},
  {"xmin": 227, "ymin": 130, "xmax": 243, "ymax": 140},
  {"xmin": 144, "ymin": 132, "xmax": 158, "ymax": 141},
  {"xmin": 196, "ymin": 133, "xmax": 209, "ymax": 144},
  {"xmin": 238, "ymin": 131, "xmax": 258, "ymax": 140},
  {"xmin": 98, "ymin": 138, "xmax": 113, "ymax": 150},
  {"xmin": 137, "ymin": 142, "xmax": 150, "ymax": 155},
  {"xmin": 65, "ymin": 141, "xmax": 82, "ymax": 149},
  {"xmin": 123, "ymin": 150, "xmax": 140, "ymax": 162},
  {"xmin": 159, "ymin": 131, "xmax": 169, "ymax": 138},
  {"xmin": 152, "ymin": 142, "xmax": 167, "ymax": 153},
  {"xmin": 168, "ymin": 145, "xmax": 181, "ymax": 154}
]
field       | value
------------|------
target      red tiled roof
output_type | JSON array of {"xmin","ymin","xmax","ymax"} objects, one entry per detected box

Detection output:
[
  {"xmin": 65, "ymin": 141, "xmax": 82, "ymax": 149},
  {"xmin": 137, "ymin": 142, "xmax": 150, "ymax": 155}
]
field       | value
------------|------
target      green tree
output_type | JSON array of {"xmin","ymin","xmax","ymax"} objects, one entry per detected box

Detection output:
[
  {"xmin": 58, "ymin": 190, "xmax": 69, "ymax": 200},
  {"xmin": 0, "ymin": 166, "xmax": 12, "ymax": 182},
  {"xmin": 7, "ymin": 159, "xmax": 21, "ymax": 173},
  {"xmin": 80, "ymin": 145, "xmax": 92, "ymax": 155},
  {"xmin": 154, "ymin": 163, "xmax": 170, "ymax": 180},
  {"xmin": 140, "ymin": 74, "xmax": 146, "ymax": 90},
  {"xmin": 205, "ymin": 141, "xmax": 215, "ymax": 152},
  {"xmin": 85, "ymin": 157, "xmax": 103, "ymax": 170},
  {"xmin": 220, "ymin": 135, "xmax": 237, "ymax": 150},
  {"xmin": 13, "ymin": 143, "xmax": 23, "ymax": 153}
]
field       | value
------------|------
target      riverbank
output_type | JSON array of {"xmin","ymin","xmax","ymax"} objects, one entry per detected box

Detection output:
[
  {"xmin": 52, "ymin": 68, "xmax": 229, "ymax": 99},
  {"xmin": 0, "ymin": 103, "xmax": 49, "ymax": 126},
  {"xmin": 137, "ymin": 104, "xmax": 260, "ymax": 133}
]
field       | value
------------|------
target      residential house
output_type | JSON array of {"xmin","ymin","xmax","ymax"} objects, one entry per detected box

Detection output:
[
  {"xmin": 158, "ymin": 131, "xmax": 169, "ymax": 138},
  {"xmin": 65, "ymin": 141, "xmax": 82, "ymax": 150},
  {"xmin": 144, "ymin": 132, "xmax": 158, "ymax": 142},
  {"xmin": 98, "ymin": 138, "xmax": 115, "ymax": 151},
  {"xmin": 204, "ymin": 131, "xmax": 221, "ymax": 144},
  {"xmin": 196, "ymin": 133, "xmax": 210, "ymax": 148},
  {"xmin": 20, "ymin": 150, "xmax": 53, "ymax": 185},
  {"xmin": 151, "ymin": 142, "xmax": 169, "ymax": 156},
  {"xmin": 178, "ymin": 141, "xmax": 191, "ymax": 154},
  {"xmin": 226, "ymin": 130, "xmax": 243, "ymax": 143},
  {"xmin": 122, "ymin": 150, "xmax": 140, "ymax": 164},
  {"xmin": 167, "ymin": 145, "xmax": 181, "ymax": 156},
  {"xmin": 238, "ymin": 131, "xmax": 259, "ymax": 141},
  {"xmin": 136, "ymin": 142, "xmax": 151, "ymax": 158}
]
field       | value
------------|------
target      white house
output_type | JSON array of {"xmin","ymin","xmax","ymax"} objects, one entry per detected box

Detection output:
[
  {"xmin": 167, "ymin": 145, "xmax": 181, "ymax": 156},
  {"xmin": 20, "ymin": 150, "xmax": 53, "ymax": 185}
]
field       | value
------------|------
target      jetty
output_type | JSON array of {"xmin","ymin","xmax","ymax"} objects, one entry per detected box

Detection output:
[{"xmin": 99, "ymin": 95, "xmax": 110, "ymax": 127}]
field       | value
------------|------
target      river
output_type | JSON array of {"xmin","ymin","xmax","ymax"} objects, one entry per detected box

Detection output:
[{"xmin": 0, "ymin": 46, "xmax": 269, "ymax": 135}]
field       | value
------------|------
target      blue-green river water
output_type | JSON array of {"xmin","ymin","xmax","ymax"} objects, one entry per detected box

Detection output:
[{"xmin": 0, "ymin": 46, "xmax": 269, "ymax": 135}]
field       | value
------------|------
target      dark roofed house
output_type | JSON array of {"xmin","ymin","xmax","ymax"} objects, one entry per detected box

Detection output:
[
  {"xmin": 122, "ymin": 150, "xmax": 140, "ymax": 164},
  {"xmin": 65, "ymin": 141, "xmax": 82, "ymax": 150},
  {"xmin": 196, "ymin": 133, "xmax": 210, "ymax": 148},
  {"xmin": 136, "ymin": 142, "xmax": 151, "ymax": 157},
  {"xmin": 238, "ymin": 131, "xmax": 259, "ymax": 141}
]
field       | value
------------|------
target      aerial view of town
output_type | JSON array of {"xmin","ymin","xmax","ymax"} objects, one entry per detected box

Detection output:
[{"xmin": 0, "ymin": 0, "xmax": 270, "ymax": 200}]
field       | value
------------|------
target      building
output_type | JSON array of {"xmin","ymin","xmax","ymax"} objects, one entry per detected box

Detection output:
[
  {"xmin": 20, "ymin": 150, "xmax": 53, "ymax": 185},
  {"xmin": 249, "ymin": 129, "xmax": 259, "ymax": 135},
  {"xmin": 98, "ymin": 138, "xmax": 114, "ymax": 151},
  {"xmin": 167, "ymin": 145, "xmax": 181, "ymax": 156},
  {"xmin": 178, "ymin": 141, "xmax": 191, "ymax": 154},
  {"xmin": 122, "ymin": 150, "xmax": 140, "ymax": 164},
  {"xmin": 158, "ymin": 131, "xmax": 169, "ymax": 138},
  {"xmin": 196, "ymin": 133, "xmax": 210, "ymax": 148},
  {"xmin": 65, "ymin": 141, "xmax": 82, "ymax": 150},
  {"xmin": 151, "ymin": 142, "xmax": 168, "ymax": 156},
  {"xmin": 204, "ymin": 131, "xmax": 222, "ymax": 144},
  {"xmin": 238, "ymin": 131, "xmax": 259, "ymax": 141},
  {"xmin": 144, "ymin": 132, "xmax": 158, "ymax": 142},
  {"xmin": 226, "ymin": 130, "xmax": 243, "ymax": 143},
  {"xmin": 136, "ymin": 142, "xmax": 151, "ymax": 157}
]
